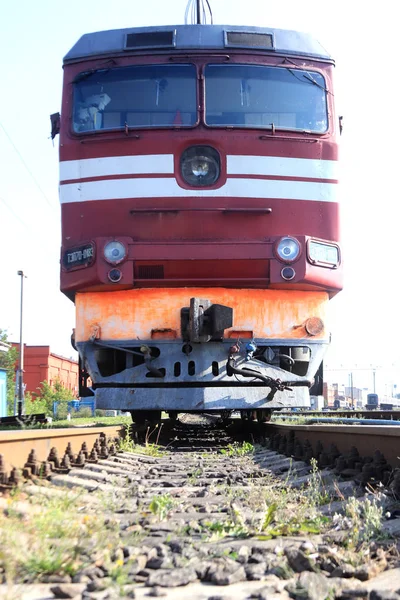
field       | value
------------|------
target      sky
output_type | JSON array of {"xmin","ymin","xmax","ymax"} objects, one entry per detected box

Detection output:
[{"xmin": 0, "ymin": 0, "xmax": 398, "ymax": 396}]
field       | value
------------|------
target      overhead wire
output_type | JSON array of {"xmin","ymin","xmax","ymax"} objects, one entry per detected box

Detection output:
[
  {"xmin": 0, "ymin": 196, "xmax": 30, "ymax": 230},
  {"xmin": 204, "ymin": 0, "xmax": 213, "ymax": 22},
  {"xmin": 0, "ymin": 195, "xmax": 59, "ymax": 256},
  {"xmin": 184, "ymin": 0, "xmax": 213, "ymax": 24},
  {"xmin": 0, "ymin": 121, "xmax": 59, "ymax": 216}
]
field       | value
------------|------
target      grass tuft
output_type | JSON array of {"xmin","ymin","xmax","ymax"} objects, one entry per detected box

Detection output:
[
  {"xmin": 149, "ymin": 493, "xmax": 175, "ymax": 521},
  {"xmin": 220, "ymin": 441, "xmax": 254, "ymax": 456}
]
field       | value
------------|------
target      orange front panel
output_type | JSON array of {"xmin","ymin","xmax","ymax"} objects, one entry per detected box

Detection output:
[{"xmin": 75, "ymin": 288, "xmax": 329, "ymax": 342}]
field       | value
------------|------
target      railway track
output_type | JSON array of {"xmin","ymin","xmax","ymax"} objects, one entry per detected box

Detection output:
[
  {"xmin": 277, "ymin": 410, "xmax": 400, "ymax": 421},
  {"xmin": 0, "ymin": 417, "xmax": 399, "ymax": 599}
]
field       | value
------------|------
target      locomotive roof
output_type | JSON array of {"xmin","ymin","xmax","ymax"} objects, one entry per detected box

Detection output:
[{"xmin": 64, "ymin": 24, "xmax": 333, "ymax": 64}]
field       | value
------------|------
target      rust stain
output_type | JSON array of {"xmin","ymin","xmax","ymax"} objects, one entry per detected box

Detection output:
[
  {"xmin": 90, "ymin": 323, "xmax": 101, "ymax": 340},
  {"xmin": 151, "ymin": 328, "xmax": 177, "ymax": 339},
  {"xmin": 227, "ymin": 330, "xmax": 254, "ymax": 339},
  {"xmin": 75, "ymin": 288, "xmax": 329, "ymax": 342}
]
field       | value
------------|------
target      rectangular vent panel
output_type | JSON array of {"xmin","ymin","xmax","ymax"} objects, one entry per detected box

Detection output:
[
  {"xmin": 125, "ymin": 31, "xmax": 176, "ymax": 49},
  {"xmin": 138, "ymin": 265, "xmax": 165, "ymax": 279},
  {"xmin": 225, "ymin": 31, "xmax": 273, "ymax": 49}
]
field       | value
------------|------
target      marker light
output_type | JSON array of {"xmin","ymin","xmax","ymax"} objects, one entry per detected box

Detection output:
[
  {"xmin": 275, "ymin": 237, "xmax": 301, "ymax": 263},
  {"xmin": 308, "ymin": 240, "xmax": 340, "ymax": 267},
  {"xmin": 281, "ymin": 266, "xmax": 296, "ymax": 280},
  {"xmin": 108, "ymin": 269, "xmax": 122, "ymax": 282},
  {"xmin": 181, "ymin": 146, "xmax": 220, "ymax": 187},
  {"xmin": 104, "ymin": 241, "xmax": 126, "ymax": 264}
]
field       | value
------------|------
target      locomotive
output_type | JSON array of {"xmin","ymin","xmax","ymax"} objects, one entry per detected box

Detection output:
[
  {"xmin": 55, "ymin": 5, "xmax": 342, "ymax": 422},
  {"xmin": 366, "ymin": 393, "xmax": 379, "ymax": 410}
]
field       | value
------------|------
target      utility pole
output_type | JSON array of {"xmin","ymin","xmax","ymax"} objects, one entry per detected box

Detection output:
[
  {"xmin": 350, "ymin": 372, "xmax": 354, "ymax": 409},
  {"xmin": 16, "ymin": 270, "xmax": 26, "ymax": 417}
]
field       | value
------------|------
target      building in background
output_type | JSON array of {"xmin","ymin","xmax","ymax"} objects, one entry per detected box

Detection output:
[
  {"xmin": 11, "ymin": 344, "xmax": 78, "ymax": 397},
  {"xmin": 0, "ymin": 368, "xmax": 7, "ymax": 417},
  {"xmin": 323, "ymin": 382, "xmax": 336, "ymax": 407},
  {"xmin": 0, "ymin": 341, "xmax": 11, "ymax": 353},
  {"xmin": 344, "ymin": 386, "xmax": 364, "ymax": 408},
  {"xmin": 323, "ymin": 381, "xmax": 364, "ymax": 408}
]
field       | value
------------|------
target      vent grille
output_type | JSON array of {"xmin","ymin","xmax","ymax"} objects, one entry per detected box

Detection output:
[
  {"xmin": 225, "ymin": 31, "xmax": 273, "ymax": 49},
  {"xmin": 125, "ymin": 31, "xmax": 176, "ymax": 49},
  {"xmin": 137, "ymin": 265, "xmax": 165, "ymax": 279}
]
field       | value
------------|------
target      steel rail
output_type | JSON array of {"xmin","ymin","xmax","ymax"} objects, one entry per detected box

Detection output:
[
  {"xmin": 277, "ymin": 410, "xmax": 400, "ymax": 420},
  {"xmin": 0, "ymin": 426, "xmax": 123, "ymax": 473},
  {"xmin": 263, "ymin": 422, "xmax": 400, "ymax": 469}
]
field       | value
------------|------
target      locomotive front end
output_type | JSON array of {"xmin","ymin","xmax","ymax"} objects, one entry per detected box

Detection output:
[{"xmin": 59, "ymin": 24, "xmax": 342, "ymax": 418}]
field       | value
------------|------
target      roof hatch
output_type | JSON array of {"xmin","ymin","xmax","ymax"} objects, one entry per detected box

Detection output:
[
  {"xmin": 125, "ymin": 30, "xmax": 176, "ymax": 50},
  {"xmin": 224, "ymin": 31, "xmax": 274, "ymax": 50}
]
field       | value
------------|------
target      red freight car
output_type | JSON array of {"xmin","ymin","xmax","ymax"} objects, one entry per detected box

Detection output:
[{"xmin": 55, "ymin": 13, "xmax": 342, "ymax": 422}]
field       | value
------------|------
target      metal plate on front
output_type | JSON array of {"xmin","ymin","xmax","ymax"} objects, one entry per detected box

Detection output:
[{"xmin": 62, "ymin": 243, "xmax": 95, "ymax": 271}]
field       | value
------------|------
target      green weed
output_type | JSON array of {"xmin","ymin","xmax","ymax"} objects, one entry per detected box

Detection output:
[
  {"xmin": 23, "ymin": 546, "xmax": 78, "ymax": 579},
  {"xmin": 149, "ymin": 493, "xmax": 175, "ymax": 521},
  {"xmin": 345, "ymin": 496, "xmax": 384, "ymax": 544},
  {"xmin": 260, "ymin": 502, "xmax": 277, "ymax": 531},
  {"xmin": 201, "ymin": 519, "xmax": 248, "ymax": 540},
  {"xmin": 117, "ymin": 434, "xmax": 136, "ymax": 453},
  {"xmin": 117, "ymin": 425, "xmax": 164, "ymax": 456},
  {"xmin": 307, "ymin": 458, "xmax": 332, "ymax": 507},
  {"xmin": 0, "ymin": 484, "xmax": 126, "ymax": 584},
  {"xmin": 220, "ymin": 441, "xmax": 254, "ymax": 456},
  {"xmin": 187, "ymin": 468, "xmax": 203, "ymax": 485}
]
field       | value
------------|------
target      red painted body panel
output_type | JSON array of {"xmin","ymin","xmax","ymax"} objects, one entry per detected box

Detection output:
[
  {"xmin": 61, "ymin": 197, "xmax": 339, "ymax": 243},
  {"xmin": 59, "ymin": 51, "xmax": 341, "ymax": 299}
]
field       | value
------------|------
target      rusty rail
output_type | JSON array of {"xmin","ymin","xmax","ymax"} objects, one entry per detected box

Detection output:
[
  {"xmin": 0, "ymin": 426, "xmax": 123, "ymax": 474},
  {"xmin": 277, "ymin": 410, "xmax": 400, "ymax": 420},
  {"xmin": 263, "ymin": 422, "xmax": 400, "ymax": 472}
]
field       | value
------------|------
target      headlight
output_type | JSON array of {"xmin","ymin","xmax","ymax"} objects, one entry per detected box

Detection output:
[
  {"xmin": 275, "ymin": 237, "xmax": 301, "ymax": 263},
  {"xmin": 308, "ymin": 240, "xmax": 340, "ymax": 267},
  {"xmin": 181, "ymin": 146, "xmax": 220, "ymax": 187},
  {"xmin": 103, "ymin": 241, "xmax": 127, "ymax": 264}
]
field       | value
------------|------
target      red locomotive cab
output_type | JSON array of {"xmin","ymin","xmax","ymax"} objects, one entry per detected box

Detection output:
[{"xmin": 58, "ymin": 23, "xmax": 342, "ymax": 417}]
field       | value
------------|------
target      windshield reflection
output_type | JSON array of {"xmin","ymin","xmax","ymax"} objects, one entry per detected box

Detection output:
[
  {"xmin": 73, "ymin": 64, "xmax": 197, "ymax": 132},
  {"xmin": 72, "ymin": 63, "xmax": 328, "ymax": 134},
  {"xmin": 205, "ymin": 64, "xmax": 328, "ymax": 133}
]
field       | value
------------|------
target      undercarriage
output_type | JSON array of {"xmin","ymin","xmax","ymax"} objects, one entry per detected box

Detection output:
[{"xmin": 77, "ymin": 337, "xmax": 326, "ymax": 412}]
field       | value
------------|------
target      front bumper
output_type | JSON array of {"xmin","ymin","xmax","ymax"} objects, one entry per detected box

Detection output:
[{"xmin": 78, "ymin": 338, "xmax": 328, "ymax": 410}]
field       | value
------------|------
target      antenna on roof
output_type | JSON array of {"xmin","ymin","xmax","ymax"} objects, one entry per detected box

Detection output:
[{"xmin": 184, "ymin": 0, "xmax": 213, "ymax": 24}]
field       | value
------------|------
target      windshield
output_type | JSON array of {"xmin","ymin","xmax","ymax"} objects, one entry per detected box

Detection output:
[
  {"xmin": 204, "ymin": 64, "xmax": 328, "ymax": 133},
  {"xmin": 73, "ymin": 64, "xmax": 197, "ymax": 132}
]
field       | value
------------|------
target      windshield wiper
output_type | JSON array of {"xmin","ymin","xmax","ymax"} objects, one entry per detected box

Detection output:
[
  {"xmin": 303, "ymin": 72, "xmax": 329, "ymax": 92},
  {"xmin": 287, "ymin": 68, "xmax": 331, "ymax": 94},
  {"xmin": 73, "ymin": 69, "xmax": 109, "ymax": 84}
]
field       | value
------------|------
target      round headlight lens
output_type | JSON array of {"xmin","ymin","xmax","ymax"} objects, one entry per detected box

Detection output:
[
  {"xmin": 104, "ymin": 241, "xmax": 126, "ymax": 264},
  {"xmin": 276, "ymin": 237, "xmax": 301, "ymax": 262},
  {"xmin": 181, "ymin": 146, "xmax": 220, "ymax": 187}
]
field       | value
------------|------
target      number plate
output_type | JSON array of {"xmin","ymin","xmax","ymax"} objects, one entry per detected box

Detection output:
[{"xmin": 63, "ymin": 243, "xmax": 95, "ymax": 270}]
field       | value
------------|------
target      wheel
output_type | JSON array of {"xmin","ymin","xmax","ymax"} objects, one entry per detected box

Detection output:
[
  {"xmin": 257, "ymin": 409, "xmax": 272, "ymax": 423},
  {"xmin": 220, "ymin": 410, "xmax": 232, "ymax": 422},
  {"xmin": 130, "ymin": 410, "xmax": 161, "ymax": 424}
]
